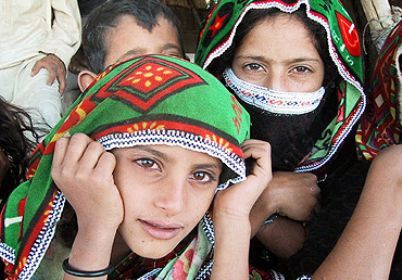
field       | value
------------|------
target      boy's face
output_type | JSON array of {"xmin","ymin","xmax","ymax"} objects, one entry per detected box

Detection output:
[
  {"xmin": 104, "ymin": 15, "xmax": 183, "ymax": 68},
  {"xmin": 112, "ymin": 145, "xmax": 222, "ymax": 258}
]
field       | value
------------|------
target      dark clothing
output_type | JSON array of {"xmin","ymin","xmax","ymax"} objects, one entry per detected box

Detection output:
[{"xmin": 78, "ymin": 0, "xmax": 107, "ymax": 16}]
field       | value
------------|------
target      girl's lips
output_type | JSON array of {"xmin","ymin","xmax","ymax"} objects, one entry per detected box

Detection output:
[{"xmin": 139, "ymin": 219, "xmax": 183, "ymax": 240}]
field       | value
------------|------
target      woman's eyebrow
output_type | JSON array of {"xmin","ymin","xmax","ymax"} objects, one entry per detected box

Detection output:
[
  {"xmin": 235, "ymin": 55, "xmax": 321, "ymax": 64},
  {"xmin": 283, "ymin": 57, "xmax": 322, "ymax": 64},
  {"xmin": 234, "ymin": 54, "xmax": 268, "ymax": 62}
]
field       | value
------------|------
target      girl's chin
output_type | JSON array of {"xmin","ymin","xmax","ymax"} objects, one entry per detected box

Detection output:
[{"xmin": 133, "ymin": 243, "xmax": 176, "ymax": 259}]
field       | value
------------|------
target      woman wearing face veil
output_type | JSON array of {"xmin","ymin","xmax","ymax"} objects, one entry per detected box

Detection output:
[{"xmin": 195, "ymin": 0, "xmax": 402, "ymax": 277}]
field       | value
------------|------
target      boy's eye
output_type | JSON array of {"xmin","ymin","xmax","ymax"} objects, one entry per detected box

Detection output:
[
  {"xmin": 135, "ymin": 158, "xmax": 159, "ymax": 169},
  {"xmin": 191, "ymin": 171, "xmax": 213, "ymax": 183},
  {"xmin": 167, "ymin": 52, "xmax": 183, "ymax": 58}
]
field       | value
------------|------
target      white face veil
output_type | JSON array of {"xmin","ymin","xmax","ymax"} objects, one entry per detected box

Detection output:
[{"xmin": 223, "ymin": 68, "xmax": 326, "ymax": 115}]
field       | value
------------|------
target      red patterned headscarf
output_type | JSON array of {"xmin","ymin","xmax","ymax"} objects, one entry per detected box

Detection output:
[{"xmin": 356, "ymin": 21, "xmax": 402, "ymax": 159}]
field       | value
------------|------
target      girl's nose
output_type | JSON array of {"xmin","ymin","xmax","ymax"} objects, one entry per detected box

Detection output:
[{"xmin": 154, "ymin": 177, "xmax": 186, "ymax": 217}]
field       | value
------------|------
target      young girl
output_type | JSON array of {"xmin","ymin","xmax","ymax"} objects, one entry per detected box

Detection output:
[
  {"xmin": 0, "ymin": 55, "xmax": 275, "ymax": 280},
  {"xmin": 194, "ymin": 0, "xmax": 399, "ymax": 276}
]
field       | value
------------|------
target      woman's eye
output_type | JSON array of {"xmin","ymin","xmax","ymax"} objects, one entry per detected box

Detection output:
[
  {"xmin": 244, "ymin": 63, "xmax": 263, "ymax": 72},
  {"xmin": 135, "ymin": 158, "xmax": 158, "ymax": 169},
  {"xmin": 292, "ymin": 66, "xmax": 311, "ymax": 73},
  {"xmin": 192, "ymin": 171, "xmax": 214, "ymax": 183}
]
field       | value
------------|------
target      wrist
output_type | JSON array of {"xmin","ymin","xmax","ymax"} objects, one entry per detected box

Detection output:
[
  {"xmin": 68, "ymin": 227, "xmax": 117, "ymax": 273},
  {"xmin": 213, "ymin": 209, "xmax": 251, "ymax": 225},
  {"xmin": 75, "ymin": 223, "xmax": 118, "ymax": 248},
  {"xmin": 213, "ymin": 212, "xmax": 251, "ymax": 237},
  {"xmin": 77, "ymin": 215, "xmax": 121, "ymax": 233}
]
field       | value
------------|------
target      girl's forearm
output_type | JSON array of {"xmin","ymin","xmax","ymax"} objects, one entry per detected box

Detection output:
[{"xmin": 211, "ymin": 215, "xmax": 251, "ymax": 280}]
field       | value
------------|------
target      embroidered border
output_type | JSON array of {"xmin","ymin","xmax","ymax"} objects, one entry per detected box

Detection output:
[
  {"xmin": 98, "ymin": 129, "xmax": 246, "ymax": 187},
  {"xmin": 137, "ymin": 268, "xmax": 162, "ymax": 279},
  {"xmin": 223, "ymin": 68, "xmax": 326, "ymax": 115},
  {"xmin": 201, "ymin": 214, "xmax": 215, "ymax": 245},
  {"xmin": 195, "ymin": 259, "xmax": 213, "ymax": 280},
  {"xmin": 19, "ymin": 192, "xmax": 65, "ymax": 280},
  {"xmin": 0, "ymin": 242, "xmax": 15, "ymax": 264}
]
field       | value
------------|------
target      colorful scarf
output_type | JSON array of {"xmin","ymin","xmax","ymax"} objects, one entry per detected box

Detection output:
[
  {"xmin": 356, "ymin": 21, "xmax": 402, "ymax": 160},
  {"xmin": 195, "ymin": 0, "xmax": 366, "ymax": 172},
  {"xmin": 0, "ymin": 55, "xmax": 251, "ymax": 279}
]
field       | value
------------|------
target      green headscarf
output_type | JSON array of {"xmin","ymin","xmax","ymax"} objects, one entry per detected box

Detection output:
[
  {"xmin": 0, "ymin": 55, "xmax": 250, "ymax": 279},
  {"xmin": 195, "ymin": 0, "xmax": 365, "ymax": 172}
]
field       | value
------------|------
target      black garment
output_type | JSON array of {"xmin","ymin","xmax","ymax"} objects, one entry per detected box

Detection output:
[
  {"xmin": 286, "ymin": 140, "xmax": 402, "ymax": 279},
  {"xmin": 78, "ymin": 0, "xmax": 107, "ymax": 16},
  {"xmin": 286, "ymin": 155, "xmax": 369, "ymax": 278}
]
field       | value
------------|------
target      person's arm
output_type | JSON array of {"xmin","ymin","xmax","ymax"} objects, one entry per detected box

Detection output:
[
  {"xmin": 256, "ymin": 216, "xmax": 307, "ymax": 258},
  {"xmin": 41, "ymin": 0, "xmax": 81, "ymax": 68},
  {"xmin": 51, "ymin": 133, "xmax": 123, "ymax": 280},
  {"xmin": 211, "ymin": 140, "xmax": 272, "ymax": 279},
  {"xmin": 249, "ymin": 171, "xmax": 320, "ymax": 258},
  {"xmin": 32, "ymin": 0, "xmax": 82, "ymax": 93},
  {"xmin": 313, "ymin": 145, "xmax": 402, "ymax": 279}
]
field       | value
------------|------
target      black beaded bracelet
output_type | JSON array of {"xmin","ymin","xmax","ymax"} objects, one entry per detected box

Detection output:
[
  {"xmin": 62, "ymin": 258, "xmax": 114, "ymax": 278},
  {"xmin": 263, "ymin": 213, "xmax": 279, "ymax": 225}
]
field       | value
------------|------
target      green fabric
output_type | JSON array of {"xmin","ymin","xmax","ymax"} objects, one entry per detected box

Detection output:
[
  {"xmin": 0, "ymin": 55, "xmax": 250, "ymax": 279},
  {"xmin": 195, "ymin": 0, "xmax": 366, "ymax": 172}
]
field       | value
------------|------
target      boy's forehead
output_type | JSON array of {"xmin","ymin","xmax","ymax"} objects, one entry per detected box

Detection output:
[
  {"xmin": 103, "ymin": 14, "xmax": 183, "ymax": 67},
  {"xmin": 110, "ymin": 14, "xmax": 181, "ymax": 44}
]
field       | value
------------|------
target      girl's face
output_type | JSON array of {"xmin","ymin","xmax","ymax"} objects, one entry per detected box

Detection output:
[
  {"xmin": 232, "ymin": 13, "xmax": 325, "ymax": 92},
  {"xmin": 112, "ymin": 145, "xmax": 222, "ymax": 259}
]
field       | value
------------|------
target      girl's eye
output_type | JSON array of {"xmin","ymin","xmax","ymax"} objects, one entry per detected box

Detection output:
[
  {"xmin": 244, "ymin": 63, "xmax": 263, "ymax": 72},
  {"xmin": 135, "ymin": 158, "xmax": 159, "ymax": 170},
  {"xmin": 191, "ymin": 171, "xmax": 214, "ymax": 183}
]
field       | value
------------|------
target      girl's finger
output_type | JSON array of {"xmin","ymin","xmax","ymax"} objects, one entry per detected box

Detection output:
[
  {"xmin": 77, "ymin": 141, "xmax": 107, "ymax": 173},
  {"xmin": 62, "ymin": 133, "xmax": 94, "ymax": 167},
  {"xmin": 53, "ymin": 137, "xmax": 70, "ymax": 167},
  {"xmin": 94, "ymin": 152, "xmax": 116, "ymax": 179}
]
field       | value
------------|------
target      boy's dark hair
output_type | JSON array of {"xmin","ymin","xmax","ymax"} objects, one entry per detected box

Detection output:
[{"xmin": 82, "ymin": 0, "xmax": 184, "ymax": 74}]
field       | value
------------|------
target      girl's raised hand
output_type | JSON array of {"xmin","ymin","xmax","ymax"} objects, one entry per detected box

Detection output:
[
  {"xmin": 51, "ymin": 133, "xmax": 124, "ymax": 231},
  {"xmin": 213, "ymin": 139, "xmax": 272, "ymax": 220}
]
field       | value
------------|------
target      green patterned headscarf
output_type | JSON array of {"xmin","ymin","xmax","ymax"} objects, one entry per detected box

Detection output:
[
  {"xmin": 0, "ymin": 55, "xmax": 250, "ymax": 279},
  {"xmin": 195, "ymin": 0, "xmax": 365, "ymax": 172}
]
